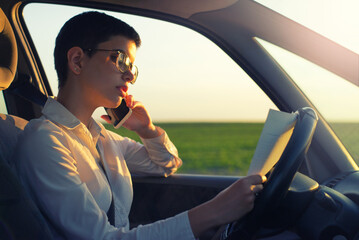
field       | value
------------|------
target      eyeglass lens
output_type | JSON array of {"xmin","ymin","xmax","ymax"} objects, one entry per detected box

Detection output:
[{"xmin": 116, "ymin": 52, "xmax": 138, "ymax": 83}]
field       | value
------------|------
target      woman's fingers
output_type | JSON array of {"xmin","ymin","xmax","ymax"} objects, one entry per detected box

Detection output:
[
  {"xmin": 125, "ymin": 95, "xmax": 135, "ymax": 108},
  {"xmin": 100, "ymin": 115, "xmax": 111, "ymax": 124}
]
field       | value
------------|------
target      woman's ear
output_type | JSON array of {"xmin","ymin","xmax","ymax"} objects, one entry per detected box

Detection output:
[{"xmin": 67, "ymin": 47, "xmax": 84, "ymax": 75}]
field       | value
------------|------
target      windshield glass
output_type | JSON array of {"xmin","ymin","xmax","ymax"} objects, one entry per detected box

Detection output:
[
  {"xmin": 254, "ymin": 0, "xmax": 359, "ymax": 55},
  {"xmin": 254, "ymin": 1, "xmax": 359, "ymax": 164},
  {"xmin": 256, "ymin": 39, "xmax": 359, "ymax": 164}
]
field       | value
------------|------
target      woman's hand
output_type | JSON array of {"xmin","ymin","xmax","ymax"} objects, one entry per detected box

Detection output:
[
  {"xmin": 122, "ymin": 95, "xmax": 160, "ymax": 138},
  {"xmin": 101, "ymin": 95, "xmax": 161, "ymax": 138},
  {"xmin": 188, "ymin": 174, "xmax": 266, "ymax": 238}
]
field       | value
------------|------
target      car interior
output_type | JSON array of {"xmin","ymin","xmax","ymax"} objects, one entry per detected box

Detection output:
[{"xmin": 1, "ymin": 0, "xmax": 359, "ymax": 239}]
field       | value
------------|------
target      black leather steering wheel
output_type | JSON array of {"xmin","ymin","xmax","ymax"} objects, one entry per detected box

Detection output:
[{"xmin": 221, "ymin": 107, "xmax": 318, "ymax": 240}]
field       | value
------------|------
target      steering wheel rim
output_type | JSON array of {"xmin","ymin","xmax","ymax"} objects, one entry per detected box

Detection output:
[{"xmin": 222, "ymin": 107, "xmax": 318, "ymax": 240}]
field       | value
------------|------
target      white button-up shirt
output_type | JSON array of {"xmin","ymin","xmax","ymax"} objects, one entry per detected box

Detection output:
[{"xmin": 13, "ymin": 97, "xmax": 195, "ymax": 240}]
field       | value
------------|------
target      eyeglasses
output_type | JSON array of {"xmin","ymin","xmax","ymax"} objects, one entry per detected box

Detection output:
[{"xmin": 84, "ymin": 48, "xmax": 138, "ymax": 84}]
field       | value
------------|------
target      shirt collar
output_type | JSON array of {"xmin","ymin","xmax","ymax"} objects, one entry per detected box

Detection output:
[
  {"xmin": 88, "ymin": 117, "xmax": 104, "ymax": 143},
  {"xmin": 42, "ymin": 97, "xmax": 104, "ymax": 141},
  {"xmin": 42, "ymin": 96, "xmax": 81, "ymax": 129}
]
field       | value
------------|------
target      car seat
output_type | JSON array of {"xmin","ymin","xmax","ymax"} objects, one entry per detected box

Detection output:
[{"xmin": 0, "ymin": 8, "xmax": 54, "ymax": 239}]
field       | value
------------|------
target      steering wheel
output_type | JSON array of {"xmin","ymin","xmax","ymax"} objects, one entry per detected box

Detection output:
[{"xmin": 221, "ymin": 107, "xmax": 318, "ymax": 240}]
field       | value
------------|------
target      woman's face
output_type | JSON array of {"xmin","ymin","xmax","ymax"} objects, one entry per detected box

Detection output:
[{"xmin": 80, "ymin": 35, "xmax": 137, "ymax": 109}]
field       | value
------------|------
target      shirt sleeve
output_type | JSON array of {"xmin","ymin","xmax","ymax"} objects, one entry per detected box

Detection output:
[
  {"xmin": 115, "ymin": 211, "xmax": 195, "ymax": 240},
  {"xmin": 107, "ymin": 127, "xmax": 182, "ymax": 177}
]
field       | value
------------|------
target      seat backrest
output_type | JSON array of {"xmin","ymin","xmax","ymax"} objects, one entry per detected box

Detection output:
[
  {"xmin": 0, "ymin": 114, "xmax": 27, "ymax": 164},
  {"xmin": 0, "ymin": 8, "xmax": 54, "ymax": 239}
]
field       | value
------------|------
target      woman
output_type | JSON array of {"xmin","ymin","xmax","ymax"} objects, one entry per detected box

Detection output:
[{"xmin": 14, "ymin": 11, "xmax": 265, "ymax": 240}]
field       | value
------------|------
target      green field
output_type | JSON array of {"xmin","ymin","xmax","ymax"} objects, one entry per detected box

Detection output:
[
  {"xmin": 330, "ymin": 122, "xmax": 359, "ymax": 164},
  {"xmin": 104, "ymin": 122, "xmax": 264, "ymax": 176}
]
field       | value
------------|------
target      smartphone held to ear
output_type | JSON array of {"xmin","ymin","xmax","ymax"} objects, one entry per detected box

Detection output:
[{"xmin": 105, "ymin": 99, "xmax": 132, "ymax": 129}]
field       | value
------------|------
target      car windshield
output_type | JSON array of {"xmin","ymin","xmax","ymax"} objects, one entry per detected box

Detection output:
[
  {"xmin": 254, "ymin": 0, "xmax": 359, "ymax": 164},
  {"xmin": 254, "ymin": 0, "xmax": 359, "ymax": 55}
]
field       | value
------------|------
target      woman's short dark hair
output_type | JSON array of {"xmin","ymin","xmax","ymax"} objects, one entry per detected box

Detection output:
[{"xmin": 54, "ymin": 11, "xmax": 141, "ymax": 89}]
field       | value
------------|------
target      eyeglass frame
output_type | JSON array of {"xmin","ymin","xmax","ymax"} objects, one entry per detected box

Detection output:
[{"xmin": 83, "ymin": 48, "xmax": 138, "ymax": 84}]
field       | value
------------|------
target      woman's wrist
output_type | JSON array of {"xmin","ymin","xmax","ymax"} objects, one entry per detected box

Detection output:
[
  {"xmin": 188, "ymin": 200, "xmax": 221, "ymax": 238},
  {"xmin": 136, "ymin": 124, "xmax": 161, "ymax": 139}
]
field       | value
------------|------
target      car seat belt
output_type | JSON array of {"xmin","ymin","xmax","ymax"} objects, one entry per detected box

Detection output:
[{"xmin": 7, "ymin": 73, "xmax": 48, "ymax": 107}]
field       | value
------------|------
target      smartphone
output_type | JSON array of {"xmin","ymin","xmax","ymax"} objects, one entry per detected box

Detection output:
[{"xmin": 104, "ymin": 99, "xmax": 132, "ymax": 128}]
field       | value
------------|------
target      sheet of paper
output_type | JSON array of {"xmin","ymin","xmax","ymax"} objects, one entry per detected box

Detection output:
[{"xmin": 247, "ymin": 109, "xmax": 298, "ymax": 176}]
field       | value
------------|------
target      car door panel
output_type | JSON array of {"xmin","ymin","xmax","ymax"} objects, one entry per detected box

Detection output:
[{"xmin": 130, "ymin": 174, "xmax": 238, "ymax": 225}]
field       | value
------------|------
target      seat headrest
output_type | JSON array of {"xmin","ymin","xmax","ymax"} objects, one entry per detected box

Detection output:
[{"xmin": 0, "ymin": 8, "xmax": 17, "ymax": 91}]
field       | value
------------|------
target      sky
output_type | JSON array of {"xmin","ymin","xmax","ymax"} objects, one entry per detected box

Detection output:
[{"xmin": 22, "ymin": 0, "xmax": 359, "ymax": 122}]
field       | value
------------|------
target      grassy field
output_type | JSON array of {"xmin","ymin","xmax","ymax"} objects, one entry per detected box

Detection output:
[
  {"xmin": 104, "ymin": 122, "xmax": 264, "ymax": 176},
  {"xmin": 330, "ymin": 122, "xmax": 359, "ymax": 164}
]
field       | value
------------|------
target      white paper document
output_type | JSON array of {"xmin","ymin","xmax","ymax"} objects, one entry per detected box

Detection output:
[{"xmin": 247, "ymin": 109, "xmax": 298, "ymax": 176}]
